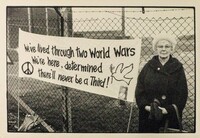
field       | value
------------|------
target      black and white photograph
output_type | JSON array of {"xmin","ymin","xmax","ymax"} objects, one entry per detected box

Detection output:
[{"xmin": 6, "ymin": 4, "xmax": 196, "ymax": 135}]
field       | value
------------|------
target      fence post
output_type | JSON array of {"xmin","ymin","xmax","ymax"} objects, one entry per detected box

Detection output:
[
  {"xmin": 59, "ymin": 7, "xmax": 73, "ymax": 133},
  {"xmin": 45, "ymin": 8, "xmax": 49, "ymax": 35},
  {"xmin": 122, "ymin": 7, "xmax": 125, "ymax": 38},
  {"xmin": 62, "ymin": 87, "xmax": 72, "ymax": 132},
  {"xmin": 27, "ymin": 8, "xmax": 32, "ymax": 32}
]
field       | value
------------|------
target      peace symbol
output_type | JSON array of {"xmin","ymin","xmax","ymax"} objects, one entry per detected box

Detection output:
[{"xmin": 21, "ymin": 62, "xmax": 34, "ymax": 75}]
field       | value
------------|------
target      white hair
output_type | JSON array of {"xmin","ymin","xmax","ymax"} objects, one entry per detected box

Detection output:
[{"xmin": 152, "ymin": 33, "xmax": 177, "ymax": 51}]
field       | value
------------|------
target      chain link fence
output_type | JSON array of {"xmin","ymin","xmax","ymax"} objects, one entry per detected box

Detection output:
[{"xmin": 7, "ymin": 7, "xmax": 195, "ymax": 132}]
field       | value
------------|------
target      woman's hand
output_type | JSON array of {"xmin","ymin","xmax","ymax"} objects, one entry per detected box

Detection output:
[
  {"xmin": 145, "ymin": 106, "xmax": 151, "ymax": 112},
  {"xmin": 145, "ymin": 105, "xmax": 168, "ymax": 115},
  {"xmin": 158, "ymin": 107, "xmax": 168, "ymax": 114}
]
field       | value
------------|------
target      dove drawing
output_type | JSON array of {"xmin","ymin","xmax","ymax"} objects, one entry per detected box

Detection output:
[{"xmin": 110, "ymin": 63, "xmax": 134, "ymax": 85}]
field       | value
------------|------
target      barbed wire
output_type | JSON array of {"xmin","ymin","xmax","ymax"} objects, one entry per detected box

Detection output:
[
  {"xmin": 72, "ymin": 8, "xmax": 192, "ymax": 13},
  {"xmin": 50, "ymin": 8, "xmax": 193, "ymax": 18},
  {"xmin": 104, "ymin": 10, "xmax": 194, "ymax": 21}
]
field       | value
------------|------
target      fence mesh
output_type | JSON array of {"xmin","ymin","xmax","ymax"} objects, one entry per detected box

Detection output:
[{"xmin": 7, "ymin": 7, "xmax": 195, "ymax": 132}]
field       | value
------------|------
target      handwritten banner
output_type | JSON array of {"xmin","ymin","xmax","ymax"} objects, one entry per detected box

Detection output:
[{"xmin": 18, "ymin": 29, "xmax": 141, "ymax": 102}]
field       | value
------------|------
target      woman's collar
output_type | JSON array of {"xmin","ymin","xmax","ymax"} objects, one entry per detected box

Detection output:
[{"xmin": 148, "ymin": 55, "xmax": 182, "ymax": 74}]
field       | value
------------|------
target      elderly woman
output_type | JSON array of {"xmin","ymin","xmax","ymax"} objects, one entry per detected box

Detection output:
[{"xmin": 135, "ymin": 33, "xmax": 188, "ymax": 133}]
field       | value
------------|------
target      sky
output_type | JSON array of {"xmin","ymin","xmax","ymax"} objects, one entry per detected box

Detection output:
[{"xmin": 71, "ymin": 8, "xmax": 194, "ymax": 35}]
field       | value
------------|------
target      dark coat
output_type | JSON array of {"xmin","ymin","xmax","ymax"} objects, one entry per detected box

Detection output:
[{"xmin": 135, "ymin": 55, "xmax": 188, "ymax": 133}]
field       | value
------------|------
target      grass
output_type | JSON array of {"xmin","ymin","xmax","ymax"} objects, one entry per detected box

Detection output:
[{"xmin": 7, "ymin": 80, "xmax": 138, "ymax": 132}]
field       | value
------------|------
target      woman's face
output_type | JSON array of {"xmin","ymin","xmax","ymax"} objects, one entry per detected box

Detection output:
[{"xmin": 155, "ymin": 39, "xmax": 173, "ymax": 59}]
